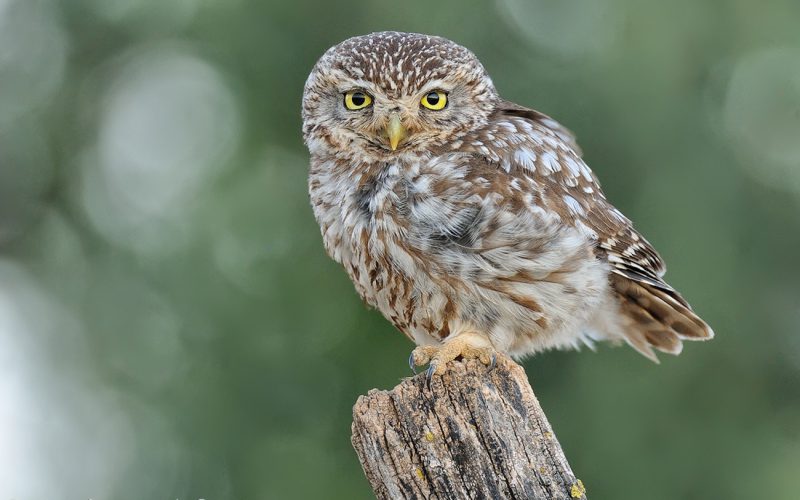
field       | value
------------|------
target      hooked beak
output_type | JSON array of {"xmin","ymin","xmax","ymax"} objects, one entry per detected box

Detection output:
[{"xmin": 385, "ymin": 114, "xmax": 406, "ymax": 151}]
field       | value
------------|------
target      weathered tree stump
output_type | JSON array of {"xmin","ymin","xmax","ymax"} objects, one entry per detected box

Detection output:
[{"xmin": 351, "ymin": 355, "xmax": 587, "ymax": 499}]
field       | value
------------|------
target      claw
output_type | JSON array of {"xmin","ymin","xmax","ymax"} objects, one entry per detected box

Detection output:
[
  {"xmin": 426, "ymin": 364, "xmax": 436, "ymax": 388},
  {"xmin": 410, "ymin": 332, "xmax": 496, "ymax": 386},
  {"xmin": 488, "ymin": 353, "xmax": 497, "ymax": 372}
]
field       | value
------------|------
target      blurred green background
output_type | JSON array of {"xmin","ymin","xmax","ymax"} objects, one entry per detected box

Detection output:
[{"xmin": 1, "ymin": 0, "xmax": 799, "ymax": 498}]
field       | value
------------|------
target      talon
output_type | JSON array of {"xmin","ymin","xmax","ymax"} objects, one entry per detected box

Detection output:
[
  {"xmin": 409, "ymin": 352, "xmax": 417, "ymax": 374},
  {"xmin": 410, "ymin": 345, "xmax": 437, "ymax": 368},
  {"xmin": 488, "ymin": 353, "xmax": 497, "ymax": 371},
  {"xmin": 426, "ymin": 364, "xmax": 436, "ymax": 388},
  {"xmin": 410, "ymin": 332, "xmax": 497, "ymax": 381}
]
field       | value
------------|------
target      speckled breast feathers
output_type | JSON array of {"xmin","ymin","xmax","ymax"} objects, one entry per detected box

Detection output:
[{"xmin": 303, "ymin": 32, "xmax": 713, "ymax": 361}]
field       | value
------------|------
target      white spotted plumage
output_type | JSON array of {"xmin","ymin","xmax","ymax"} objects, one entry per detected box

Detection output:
[{"xmin": 303, "ymin": 32, "xmax": 713, "ymax": 363}]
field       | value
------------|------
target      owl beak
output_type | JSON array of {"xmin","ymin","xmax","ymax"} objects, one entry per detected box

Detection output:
[{"xmin": 386, "ymin": 115, "xmax": 406, "ymax": 151}]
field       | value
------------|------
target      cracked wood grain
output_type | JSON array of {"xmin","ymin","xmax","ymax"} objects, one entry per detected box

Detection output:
[{"xmin": 351, "ymin": 355, "xmax": 587, "ymax": 500}]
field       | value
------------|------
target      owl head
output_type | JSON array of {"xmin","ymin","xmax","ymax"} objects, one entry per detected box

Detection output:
[{"xmin": 302, "ymin": 32, "xmax": 498, "ymax": 159}]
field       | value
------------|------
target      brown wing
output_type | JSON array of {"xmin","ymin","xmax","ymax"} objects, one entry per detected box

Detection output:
[
  {"xmin": 581, "ymin": 200, "xmax": 714, "ymax": 361},
  {"xmin": 498, "ymin": 100, "xmax": 584, "ymax": 157},
  {"xmin": 490, "ymin": 103, "xmax": 714, "ymax": 360}
]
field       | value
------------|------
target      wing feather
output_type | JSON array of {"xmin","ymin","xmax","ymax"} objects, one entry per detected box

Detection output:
[{"xmin": 477, "ymin": 103, "xmax": 714, "ymax": 358}]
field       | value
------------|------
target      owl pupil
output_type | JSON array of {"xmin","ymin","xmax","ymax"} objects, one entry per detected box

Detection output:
[
  {"xmin": 426, "ymin": 93, "xmax": 440, "ymax": 105},
  {"xmin": 351, "ymin": 93, "xmax": 365, "ymax": 106}
]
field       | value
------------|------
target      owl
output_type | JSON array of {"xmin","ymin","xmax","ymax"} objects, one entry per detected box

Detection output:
[{"xmin": 302, "ymin": 32, "xmax": 713, "ymax": 376}]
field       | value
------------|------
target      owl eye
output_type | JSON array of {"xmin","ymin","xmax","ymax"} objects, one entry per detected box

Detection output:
[
  {"xmin": 420, "ymin": 90, "xmax": 448, "ymax": 110},
  {"xmin": 344, "ymin": 90, "xmax": 373, "ymax": 110}
]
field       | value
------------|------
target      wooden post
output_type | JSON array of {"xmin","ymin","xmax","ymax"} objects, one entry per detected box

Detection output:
[{"xmin": 351, "ymin": 355, "xmax": 587, "ymax": 499}]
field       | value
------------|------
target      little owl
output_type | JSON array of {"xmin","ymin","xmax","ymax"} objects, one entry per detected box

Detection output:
[{"xmin": 302, "ymin": 32, "xmax": 713, "ymax": 376}]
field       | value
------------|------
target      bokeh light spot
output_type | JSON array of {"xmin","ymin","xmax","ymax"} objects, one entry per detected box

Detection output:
[
  {"xmin": 80, "ymin": 45, "xmax": 241, "ymax": 255},
  {"xmin": 0, "ymin": 262, "xmax": 133, "ymax": 498},
  {"xmin": 0, "ymin": 0, "xmax": 68, "ymax": 124},
  {"xmin": 723, "ymin": 47, "xmax": 800, "ymax": 195},
  {"xmin": 496, "ymin": 0, "xmax": 623, "ymax": 60},
  {"xmin": 83, "ymin": 0, "xmax": 201, "ymax": 33}
]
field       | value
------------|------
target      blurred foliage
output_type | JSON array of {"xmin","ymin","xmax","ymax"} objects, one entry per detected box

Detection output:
[{"xmin": 1, "ymin": 0, "xmax": 799, "ymax": 498}]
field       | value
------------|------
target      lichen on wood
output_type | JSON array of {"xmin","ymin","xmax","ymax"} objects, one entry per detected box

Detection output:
[{"xmin": 351, "ymin": 355, "xmax": 587, "ymax": 499}]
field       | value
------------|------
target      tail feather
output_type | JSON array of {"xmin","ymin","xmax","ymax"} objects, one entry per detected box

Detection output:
[{"xmin": 611, "ymin": 274, "xmax": 713, "ymax": 362}]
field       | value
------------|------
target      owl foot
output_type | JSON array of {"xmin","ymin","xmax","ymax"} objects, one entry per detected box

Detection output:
[{"xmin": 409, "ymin": 331, "xmax": 496, "ymax": 382}]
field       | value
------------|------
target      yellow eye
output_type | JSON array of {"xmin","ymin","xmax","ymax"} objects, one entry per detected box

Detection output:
[
  {"xmin": 420, "ymin": 90, "xmax": 447, "ymax": 110},
  {"xmin": 344, "ymin": 90, "xmax": 372, "ymax": 110}
]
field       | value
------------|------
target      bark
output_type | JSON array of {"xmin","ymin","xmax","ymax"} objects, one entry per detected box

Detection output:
[{"xmin": 351, "ymin": 355, "xmax": 587, "ymax": 500}]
